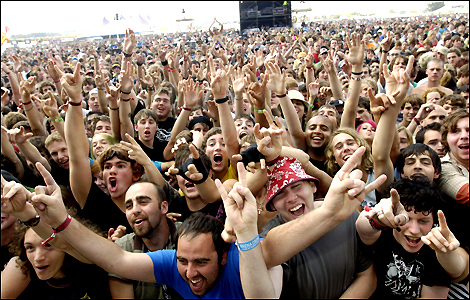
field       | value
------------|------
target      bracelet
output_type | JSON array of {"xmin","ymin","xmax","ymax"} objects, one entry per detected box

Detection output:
[
  {"xmin": 120, "ymin": 90, "xmax": 131, "ymax": 95},
  {"xmin": 109, "ymin": 107, "xmax": 119, "ymax": 111},
  {"xmin": 18, "ymin": 214, "xmax": 40, "ymax": 227},
  {"xmin": 382, "ymin": 49, "xmax": 389, "ymax": 53},
  {"xmin": 53, "ymin": 79, "xmax": 61, "ymax": 83},
  {"xmin": 161, "ymin": 60, "xmax": 168, "ymax": 66},
  {"xmin": 147, "ymin": 86, "xmax": 155, "ymax": 91},
  {"xmin": 67, "ymin": 100, "xmax": 82, "ymax": 106},
  {"xmin": 41, "ymin": 214, "xmax": 72, "ymax": 247},
  {"xmin": 351, "ymin": 71, "xmax": 363, "ymax": 76},
  {"xmin": 51, "ymin": 117, "xmax": 64, "ymax": 123},
  {"xmin": 369, "ymin": 218, "xmax": 388, "ymax": 231},
  {"xmin": 215, "ymin": 96, "xmax": 229, "ymax": 104},
  {"xmin": 276, "ymin": 93, "xmax": 287, "ymax": 98},
  {"xmin": 235, "ymin": 97, "xmax": 243, "ymax": 101},
  {"xmin": 136, "ymin": 62, "xmax": 144, "ymax": 66},
  {"xmin": 169, "ymin": 68, "xmax": 177, "ymax": 72},
  {"xmin": 266, "ymin": 156, "xmax": 281, "ymax": 166},
  {"xmin": 180, "ymin": 106, "xmax": 192, "ymax": 112},
  {"xmin": 236, "ymin": 234, "xmax": 260, "ymax": 251},
  {"xmin": 21, "ymin": 100, "xmax": 32, "ymax": 106},
  {"xmin": 413, "ymin": 117, "xmax": 420, "ymax": 124},
  {"xmin": 24, "ymin": 106, "xmax": 34, "ymax": 112},
  {"xmin": 121, "ymin": 97, "xmax": 132, "ymax": 102},
  {"xmin": 350, "ymin": 76, "xmax": 362, "ymax": 81},
  {"xmin": 306, "ymin": 66, "xmax": 313, "ymax": 70},
  {"xmin": 123, "ymin": 52, "xmax": 132, "ymax": 58},
  {"xmin": 253, "ymin": 107, "xmax": 265, "ymax": 114},
  {"xmin": 163, "ymin": 66, "xmax": 170, "ymax": 71}
]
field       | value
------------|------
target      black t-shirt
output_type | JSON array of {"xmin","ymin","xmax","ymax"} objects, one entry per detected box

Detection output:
[
  {"xmin": 78, "ymin": 182, "xmax": 133, "ymax": 234},
  {"xmin": 168, "ymin": 196, "xmax": 224, "ymax": 223},
  {"xmin": 49, "ymin": 160, "xmax": 70, "ymax": 187},
  {"xmin": 309, "ymin": 157, "xmax": 328, "ymax": 173},
  {"xmin": 372, "ymin": 229, "xmax": 451, "ymax": 299},
  {"xmin": 136, "ymin": 137, "xmax": 167, "ymax": 162}
]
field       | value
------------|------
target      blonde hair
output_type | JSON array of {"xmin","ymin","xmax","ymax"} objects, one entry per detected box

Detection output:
[{"xmin": 325, "ymin": 127, "xmax": 374, "ymax": 176}]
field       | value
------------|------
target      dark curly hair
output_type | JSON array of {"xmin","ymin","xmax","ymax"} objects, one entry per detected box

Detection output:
[
  {"xmin": 9, "ymin": 208, "xmax": 105, "ymax": 278},
  {"xmin": 390, "ymin": 175, "xmax": 444, "ymax": 225}
]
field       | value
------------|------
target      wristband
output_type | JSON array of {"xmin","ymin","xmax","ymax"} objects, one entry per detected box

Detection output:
[
  {"xmin": 276, "ymin": 93, "xmax": 287, "ymax": 98},
  {"xmin": 50, "ymin": 117, "xmax": 64, "ymax": 123},
  {"xmin": 306, "ymin": 66, "xmax": 313, "ymax": 70},
  {"xmin": 121, "ymin": 97, "xmax": 132, "ymax": 102},
  {"xmin": 369, "ymin": 218, "xmax": 388, "ymax": 231},
  {"xmin": 266, "ymin": 156, "xmax": 281, "ymax": 166},
  {"xmin": 41, "ymin": 214, "xmax": 72, "ymax": 247},
  {"xmin": 120, "ymin": 90, "xmax": 131, "ymax": 95},
  {"xmin": 53, "ymin": 79, "xmax": 61, "ymax": 83},
  {"xmin": 136, "ymin": 62, "xmax": 144, "ymax": 66},
  {"xmin": 163, "ymin": 66, "xmax": 170, "ymax": 71},
  {"xmin": 147, "ymin": 86, "xmax": 155, "ymax": 91},
  {"xmin": 109, "ymin": 107, "xmax": 119, "ymax": 111},
  {"xmin": 67, "ymin": 100, "xmax": 82, "ymax": 106},
  {"xmin": 21, "ymin": 100, "xmax": 32, "ymax": 106},
  {"xmin": 123, "ymin": 52, "xmax": 132, "ymax": 58},
  {"xmin": 18, "ymin": 214, "xmax": 40, "ymax": 227},
  {"xmin": 180, "ymin": 106, "xmax": 192, "ymax": 112},
  {"xmin": 161, "ymin": 60, "xmax": 168, "ymax": 66},
  {"xmin": 382, "ymin": 50, "xmax": 389, "ymax": 53},
  {"xmin": 169, "ymin": 68, "xmax": 177, "ymax": 72},
  {"xmin": 413, "ymin": 117, "xmax": 420, "ymax": 123},
  {"xmin": 253, "ymin": 107, "xmax": 265, "ymax": 114},
  {"xmin": 235, "ymin": 97, "xmax": 243, "ymax": 101},
  {"xmin": 236, "ymin": 235, "xmax": 260, "ymax": 251},
  {"xmin": 215, "ymin": 96, "xmax": 229, "ymax": 104},
  {"xmin": 351, "ymin": 71, "xmax": 363, "ymax": 76}
]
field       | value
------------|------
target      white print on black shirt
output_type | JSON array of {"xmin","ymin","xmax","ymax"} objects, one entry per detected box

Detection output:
[{"xmin": 385, "ymin": 252, "xmax": 423, "ymax": 298}]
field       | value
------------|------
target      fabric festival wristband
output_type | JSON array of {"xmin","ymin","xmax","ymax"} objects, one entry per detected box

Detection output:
[
  {"xmin": 215, "ymin": 96, "xmax": 229, "ymax": 104},
  {"xmin": 123, "ymin": 52, "xmax": 132, "ymax": 58},
  {"xmin": 67, "ymin": 101, "xmax": 82, "ymax": 106},
  {"xmin": 253, "ymin": 107, "xmax": 265, "ymax": 114},
  {"xmin": 351, "ymin": 71, "xmax": 363, "ymax": 76},
  {"xmin": 41, "ymin": 214, "xmax": 72, "ymax": 247},
  {"xmin": 51, "ymin": 117, "xmax": 64, "ymax": 123},
  {"xmin": 276, "ymin": 93, "xmax": 287, "ymax": 98},
  {"xmin": 237, "ymin": 234, "xmax": 260, "ymax": 251},
  {"xmin": 120, "ymin": 90, "xmax": 131, "ymax": 95}
]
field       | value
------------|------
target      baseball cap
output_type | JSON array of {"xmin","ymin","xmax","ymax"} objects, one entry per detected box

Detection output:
[
  {"xmin": 265, "ymin": 157, "xmax": 319, "ymax": 211},
  {"xmin": 329, "ymin": 99, "xmax": 344, "ymax": 107},
  {"xmin": 320, "ymin": 47, "xmax": 329, "ymax": 55}
]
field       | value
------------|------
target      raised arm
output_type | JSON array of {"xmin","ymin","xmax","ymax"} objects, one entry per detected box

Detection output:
[
  {"xmin": 17, "ymin": 74, "xmax": 47, "ymax": 137},
  {"xmin": 215, "ymin": 162, "xmax": 280, "ymax": 299},
  {"xmin": 118, "ymin": 60, "xmax": 135, "ymax": 142},
  {"xmin": 372, "ymin": 56, "xmax": 414, "ymax": 194},
  {"xmin": 55, "ymin": 62, "xmax": 92, "ymax": 208},
  {"xmin": 340, "ymin": 33, "xmax": 366, "ymax": 129},
  {"xmin": 25, "ymin": 164, "xmax": 156, "ymax": 284},
  {"xmin": 261, "ymin": 146, "xmax": 387, "ymax": 268}
]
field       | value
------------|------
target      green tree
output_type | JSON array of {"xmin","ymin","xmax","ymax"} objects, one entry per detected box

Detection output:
[{"xmin": 424, "ymin": 2, "xmax": 445, "ymax": 12}]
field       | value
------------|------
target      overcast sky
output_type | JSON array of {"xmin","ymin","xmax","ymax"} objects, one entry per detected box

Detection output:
[{"xmin": 1, "ymin": 1, "xmax": 466, "ymax": 37}]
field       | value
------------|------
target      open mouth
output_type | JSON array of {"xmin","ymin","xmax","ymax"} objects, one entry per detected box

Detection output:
[
  {"xmin": 185, "ymin": 182, "xmax": 195, "ymax": 189},
  {"xmin": 289, "ymin": 203, "xmax": 305, "ymax": 218},
  {"xmin": 134, "ymin": 218, "xmax": 145, "ymax": 226},
  {"xmin": 405, "ymin": 236, "xmax": 421, "ymax": 247},
  {"xmin": 239, "ymin": 131, "xmax": 248, "ymax": 139},
  {"xmin": 36, "ymin": 265, "xmax": 49, "ymax": 273},
  {"xmin": 189, "ymin": 277, "xmax": 204, "ymax": 292},
  {"xmin": 213, "ymin": 154, "xmax": 223, "ymax": 164},
  {"xmin": 458, "ymin": 144, "xmax": 469, "ymax": 150},
  {"xmin": 109, "ymin": 178, "xmax": 117, "ymax": 192}
]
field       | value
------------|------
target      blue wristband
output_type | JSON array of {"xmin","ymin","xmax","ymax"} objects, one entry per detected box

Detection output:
[{"xmin": 236, "ymin": 234, "xmax": 260, "ymax": 251}]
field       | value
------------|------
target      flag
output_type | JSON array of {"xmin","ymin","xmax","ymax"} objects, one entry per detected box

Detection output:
[
  {"xmin": 139, "ymin": 15, "xmax": 149, "ymax": 25},
  {"xmin": 103, "ymin": 17, "xmax": 110, "ymax": 25},
  {"xmin": 1, "ymin": 26, "xmax": 9, "ymax": 46}
]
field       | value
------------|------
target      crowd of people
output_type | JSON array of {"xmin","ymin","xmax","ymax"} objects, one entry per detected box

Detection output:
[{"xmin": 1, "ymin": 12, "xmax": 469, "ymax": 299}]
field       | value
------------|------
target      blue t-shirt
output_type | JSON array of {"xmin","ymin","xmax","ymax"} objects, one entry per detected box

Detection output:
[{"xmin": 147, "ymin": 243, "xmax": 244, "ymax": 299}]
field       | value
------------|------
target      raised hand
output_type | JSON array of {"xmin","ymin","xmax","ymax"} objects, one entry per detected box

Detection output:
[
  {"xmin": 421, "ymin": 210, "xmax": 460, "ymax": 253},
  {"xmin": 384, "ymin": 55, "xmax": 414, "ymax": 100},
  {"xmin": 215, "ymin": 162, "xmax": 258, "ymax": 238},
  {"xmin": 364, "ymin": 188, "xmax": 408, "ymax": 230},
  {"xmin": 344, "ymin": 33, "xmax": 365, "ymax": 66},
  {"xmin": 210, "ymin": 66, "xmax": 229, "ymax": 99},
  {"xmin": 322, "ymin": 147, "xmax": 387, "ymax": 222},
  {"xmin": 254, "ymin": 110, "xmax": 283, "ymax": 162},
  {"xmin": 265, "ymin": 61, "xmax": 286, "ymax": 95},
  {"xmin": 118, "ymin": 61, "xmax": 135, "ymax": 93},
  {"xmin": 182, "ymin": 78, "xmax": 203, "ymax": 109},
  {"xmin": 30, "ymin": 162, "xmax": 68, "ymax": 229},
  {"xmin": 123, "ymin": 28, "xmax": 136, "ymax": 56},
  {"xmin": 108, "ymin": 225, "xmax": 127, "ymax": 243},
  {"xmin": 368, "ymin": 89, "xmax": 398, "ymax": 118},
  {"xmin": 41, "ymin": 92, "xmax": 60, "ymax": 119},
  {"xmin": 120, "ymin": 133, "xmax": 151, "ymax": 165},
  {"xmin": 54, "ymin": 62, "xmax": 83, "ymax": 100},
  {"xmin": 1, "ymin": 176, "xmax": 33, "ymax": 219},
  {"xmin": 18, "ymin": 74, "xmax": 36, "ymax": 97}
]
